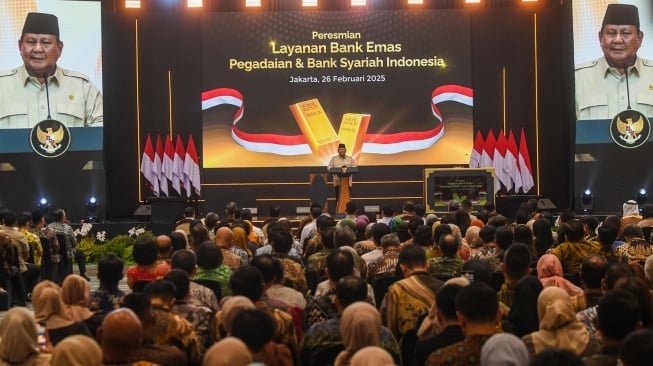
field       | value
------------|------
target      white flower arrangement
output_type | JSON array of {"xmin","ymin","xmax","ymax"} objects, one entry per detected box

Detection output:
[
  {"xmin": 128, "ymin": 227, "xmax": 146, "ymax": 238},
  {"xmin": 74, "ymin": 223, "xmax": 94, "ymax": 238},
  {"xmin": 96, "ymin": 231, "xmax": 107, "ymax": 243}
]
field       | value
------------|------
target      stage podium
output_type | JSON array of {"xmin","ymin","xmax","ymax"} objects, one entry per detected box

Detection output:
[{"xmin": 329, "ymin": 166, "xmax": 359, "ymax": 214}]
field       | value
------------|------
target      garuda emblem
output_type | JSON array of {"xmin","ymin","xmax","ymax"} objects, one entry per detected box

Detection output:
[
  {"xmin": 610, "ymin": 110, "xmax": 651, "ymax": 149},
  {"xmin": 30, "ymin": 119, "xmax": 71, "ymax": 158}
]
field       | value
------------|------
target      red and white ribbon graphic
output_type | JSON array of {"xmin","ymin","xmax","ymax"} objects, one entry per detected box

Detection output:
[{"xmin": 201, "ymin": 84, "xmax": 473, "ymax": 155}]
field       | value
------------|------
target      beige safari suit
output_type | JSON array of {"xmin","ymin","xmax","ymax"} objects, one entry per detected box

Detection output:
[
  {"xmin": 0, "ymin": 65, "xmax": 103, "ymax": 128},
  {"xmin": 327, "ymin": 154, "xmax": 355, "ymax": 187}
]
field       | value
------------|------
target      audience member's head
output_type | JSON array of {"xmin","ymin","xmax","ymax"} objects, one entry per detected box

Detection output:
[
  {"xmin": 439, "ymin": 234, "xmax": 459, "ymax": 258},
  {"xmin": 326, "ymin": 249, "xmax": 355, "ymax": 282},
  {"xmin": 0, "ymin": 307, "xmax": 41, "ymax": 365},
  {"xmin": 597, "ymin": 222, "xmax": 619, "ymax": 247},
  {"xmin": 321, "ymin": 226, "xmax": 337, "ymax": 249},
  {"xmin": 221, "ymin": 296, "xmax": 256, "ymax": 335},
  {"xmin": 619, "ymin": 329, "xmax": 653, "ymax": 366},
  {"xmin": 613, "ymin": 275, "xmax": 653, "ymax": 328},
  {"xmin": 334, "ymin": 225, "xmax": 356, "ymax": 248},
  {"xmin": 597, "ymin": 289, "xmax": 642, "ymax": 343},
  {"xmin": 230, "ymin": 308, "xmax": 275, "ymax": 353},
  {"xmin": 529, "ymin": 348, "xmax": 583, "ymax": 366},
  {"xmin": 335, "ymin": 275, "xmax": 368, "ymax": 309},
  {"xmin": 495, "ymin": 225, "xmax": 514, "ymax": 250},
  {"xmin": 413, "ymin": 225, "xmax": 434, "ymax": 247},
  {"xmin": 169, "ymin": 231, "xmax": 188, "ymax": 253},
  {"xmin": 371, "ymin": 223, "xmax": 391, "ymax": 246},
  {"xmin": 203, "ymin": 337, "xmax": 253, "ymax": 366},
  {"xmin": 51, "ymin": 334, "xmax": 103, "ymax": 366},
  {"xmin": 462, "ymin": 259, "xmax": 491, "ymax": 285},
  {"xmin": 155, "ymin": 235, "xmax": 172, "ymax": 258},
  {"xmin": 580, "ymin": 254, "xmax": 608, "ymax": 290},
  {"xmin": 99, "ymin": 308, "xmax": 143, "ymax": 363},
  {"xmin": 251, "ymin": 254, "xmax": 284, "ymax": 286},
  {"xmin": 432, "ymin": 223, "xmax": 453, "ymax": 243},
  {"xmin": 196, "ymin": 240, "xmax": 222, "ymax": 270},
  {"xmin": 163, "ymin": 269, "xmax": 191, "ymax": 301},
  {"xmin": 143, "ymin": 280, "xmax": 177, "ymax": 309},
  {"xmin": 435, "ymin": 283, "xmax": 463, "ymax": 323},
  {"xmin": 170, "ymin": 249, "xmax": 197, "ymax": 275},
  {"xmin": 479, "ymin": 225, "xmax": 496, "ymax": 244},
  {"xmin": 623, "ymin": 224, "xmax": 645, "ymax": 240},
  {"xmin": 501, "ymin": 243, "xmax": 531, "ymax": 282},
  {"xmin": 455, "ymin": 282, "xmax": 498, "ymax": 327},
  {"xmin": 398, "ymin": 245, "xmax": 427, "ymax": 275},
  {"xmin": 338, "ymin": 302, "xmax": 382, "ymax": 365},
  {"xmin": 480, "ymin": 333, "xmax": 529, "ymax": 366},
  {"xmin": 229, "ymin": 266, "xmax": 264, "ymax": 302},
  {"xmin": 98, "ymin": 253, "xmax": 124, "ymax": 289},
  {"xmin": 561, "ymin": 220, "xmax": 584, "ymax": 242},
  {"xmin": 133, "ymin": 237, "xmax": 158, "ymax": 266}
]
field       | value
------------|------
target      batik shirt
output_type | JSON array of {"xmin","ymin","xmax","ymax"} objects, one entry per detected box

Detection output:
[
  {"xmin": 193, "ymin": 265, "xmax": 232, "ymax": 297},
  {"xmin": 428, "ymin": 256, "xmax": 464, "ymax": 278},
  {"xmin": 426, "ymin": 334, "xmax": 492, "ymax": 366}
]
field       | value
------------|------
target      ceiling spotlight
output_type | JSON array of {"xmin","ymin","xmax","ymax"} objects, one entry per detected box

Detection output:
[
  {"xmin": 38, "ymin": 198, "xmax": 51, "ymax": 216},
  {"xmin": 86, "ymin": 196, "xmax": 99, "ymax": 223}
]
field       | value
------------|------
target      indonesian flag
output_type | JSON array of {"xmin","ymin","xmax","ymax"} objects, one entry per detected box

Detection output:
[
  {"xmin": 162, "ymin": 135, "xmax": 175, "ymax": 193},
  {"xmin": 469, "ymin": 130, "xmax": 484, "ymax": 168},
  {"xmin": 519, "ymin": 128, "xmax": 535, "ymax": 193},
  {"xmin": 505, "ymin": 129, "xmax": 522, "ymax": 193},
  {"xmin": 183, "ymin": 134, "xmax": 201, "ymax": 197},
  {"xmin": 494, "ymin": 130, "xmax": 511, "ymax": 191},
  {"xmin": 154, "ymin": 134, "xmax": 166, "ymax": 197},
  {"xmin": 480, "ymin": 130, "xmax": 496, "ymax": 168},
  {"xmin": 140, "ymin": 134, "xmax": 158, "ymax": 196},
  {"xmin": 172, "ymin": 134, "xmax": 185, "ymax": 196}
]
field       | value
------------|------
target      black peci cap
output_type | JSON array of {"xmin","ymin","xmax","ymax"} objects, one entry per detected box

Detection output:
[
  {"xmin": 602, "ymin": 4, "xmax": 639, "ymax": 28},
  {"xmin": 22, "ymin": 12, "xmax": 60, "ymax": 38}
]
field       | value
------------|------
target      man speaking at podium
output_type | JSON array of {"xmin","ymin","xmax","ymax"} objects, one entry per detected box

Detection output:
[
  {"xmin": 327, "ymin": 143, "xmax": 356, "ymax": 204},
  {"xmin": 575, "ymin": 3, "xmax": 653, "ymax": 120},
  {"xmin": 0, "ymin": 12, "xmax": 103, "ymax": 128}
]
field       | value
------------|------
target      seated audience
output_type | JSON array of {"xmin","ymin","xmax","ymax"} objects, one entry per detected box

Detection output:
[
  {"xmin": 582, "ymin": 289, "xmax": 642, "ymax": 366},
  {"xmin": 192, "ymin": 240, "xmax": 231, "ymax": 297},
  {"xmin": 203, "ymin": 337, "xmax": 253, "ymax": 366},
  {"xmin": 121, "ymin": 293, "xmax": 188, "ymax": 366},
  {"xmin": 89, "ymin": 254, "xmax": 125, "ymax": 315},
  {"xmin": 429, "ymin": 234, "xmax": 464, "ymax": 279},
  {"xmin": 253, "ymin": 254, "xmax": 306, "ymax": 310},
  {"xmin": 62, "ymin": 274, "xmax": 102, "ymax": 339},
  {"xmin": 537, "ymin": 254, "xmax": 583, "ymax": 296},
  {"xmin": 350, "ymin": 346, "xmax": 394, "ymax": 366},
  {"xmin": 479, "ymin": 333, "xmax": 529, "ymax": 366},
  {"xmin": 171, "ymin": 249, "xmax": 220, "ymax": 312},
  {"xmin": 383, "ymin": 245, "xmax": 443, "ymax": 342},
  {"xmin": 334, "ymin": 302, "xmax": 383, "ymax": 366},
  {"xmin": 501, "ymin": 275, "xmax": 543, "ymax": 338},
  {"xmin": 231, "ymin": 308, "xmax": 293, "ymax": 366},
  {"xmin": 522, "ymin": 286, "xmax": 600, "ymax": 358},
  {"xmin": 551, "ymin": 220, "xmax": 600, "ymax": 275},
  {"xmin": 143, "ymin": 280, "xmax": 202, "ymax": 366},
  {"xmin": 413, "ymin": 283, "xmax": 466, "ymax": 366},
  {"xmin": 32, "ymin": 280, "xmax": 92, "ymax": 347},
  {"xmin": 50, "ymin": 335, "xmax": 102, "ymax": 366},
  {"xmin": 301, "ymin": 275, "xmax": 400, "ymax": 366},
  {"xmin": 617, "ymin": 224, "xmax": 653, "ymax": 264},
  {"xmin": 214, "ymin": 226, "xmax": 242, "ymax": 270},
  {"xmin": 498, "ymin": 242, "xmax": 532, "ymax": 309},
  {"xmin": 0, "ymin": 307, "xmax": 51, "ymax": 365},
  {"xmin": 426, "ymin": 282, "xmax": 499, "ymax": 366},
  {"xmin": 269, "ymin": 229, "xmax": 308, "ymax": 295},
  {"xmin": 99, "ymin": 308, "xmax": 150, "ymax": 365},
  {"xmin": 619, "ymin": 329, "xmax": 653, "ymax": 366},
  {"xmin": 126, "ymin": 237, "xmax": 170, "ymax": 290},
  {"xmin": 529, "ymin": 348, "xmax": 584, "ymax": 366},
  {"xmin": 367, "ymin": 233, "xmax": 400, "ymax": 282}
]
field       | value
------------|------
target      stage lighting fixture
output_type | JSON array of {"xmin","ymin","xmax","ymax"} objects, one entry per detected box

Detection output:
[
  {"xmin": 38, "ymin": 198, "xmax": 51, "ymax": 216},
  {"xmin": 636, "ymin": 188, "xmax": 648, "ymax": 206},
  {"xmin": 580, "ymin": 189, "xmax": 593, "ymax": 214},
  {"xmin": 86, "ymin": 197, "xmax": 99, "ymax": 223},
  {"xmin": 125, "ymin": 0, "xmax": 141, "ymax": 8}
]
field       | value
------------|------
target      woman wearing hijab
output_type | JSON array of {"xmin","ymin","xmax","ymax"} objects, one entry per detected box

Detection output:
[
  {"xmin": 62, "ymin": 274, "xmax": 101, "ymax": 339},
  {"xmin": 203, "ymin": 337, "xmax": 253, "ymax": 366},
  {"xmin": 480, "ymin": 333, "xmax": 529, "ymax": 366},
  {"xmin": 522, "ymin": 286, "xmax": 600, "ymax": 358},
  {"xmin": 335, "ymin": 301, "xmax": 382, "ymax": 366},
  {"xmin": 32, "ymin": 280, "xmax": 92, "ymax": 347},
  {"xmin": 51, "ymin": 335, "xmax": 102, "ymax": 366},
  {"xmin": 501, "ymin": 275, "xmax": 543, "ymax": 338},
  {"xmin": 350, "ymin": 346, "xmax": 395, "ymax": 366},
  {"xmin": 536, "ymin": 255, "xmax": 583, "ymax": 297},
  {"xmin": 0, "ymin": 307, "xmax": 50, "ymax": 366}
]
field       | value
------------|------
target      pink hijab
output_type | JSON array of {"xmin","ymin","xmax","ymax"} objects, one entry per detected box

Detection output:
[{"xmin": 536, "ymin": 254, "xmax": 583, "ymax": 297}]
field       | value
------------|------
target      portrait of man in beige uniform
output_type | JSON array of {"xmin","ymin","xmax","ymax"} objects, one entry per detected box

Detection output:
[
  {"xmin": 575, "ymin": 4, "xmax": 653, "ymax": 120},
  {"xmin": 0, "ymin": 12, "xmax": 103, "ymax": 129}
]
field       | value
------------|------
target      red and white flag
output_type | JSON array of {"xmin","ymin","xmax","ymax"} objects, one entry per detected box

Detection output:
[
  {"xmin": 140, "ymin": 134, "xmax": 158, "ymax": 196},
  {"xmin": 469, "ymin": 130, "xmax": 484, "ymax": 168},
  {"xmin": 162, "ymin": 135, "xmax": 175, "ymax": 192},
  {"xmin": 504, "ymin": 129, "xmax": 522, "ymax": 193},
  {"xmin": 518, "ymin": 128, "xmax": 535, "ymax": 193},
  {"xmin": 172, "ymin": 134, "xmax": 186, "ymax": 196},
  {"xmin": 494, "ymin": 130, "xmax": 511, "ymax": 191},
  {"xmin": 480, "ymin": 130, "xmax": 496, "ymax": 168},
  {"xmin": 154, "ymin": 134, "xmax": 165, "ymax": 197},
  {"xmin": 183, "ymin": 134, "xmax": 201, "ymax": 197}
]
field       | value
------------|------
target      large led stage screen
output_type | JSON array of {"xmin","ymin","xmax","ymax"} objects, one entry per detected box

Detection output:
[
  {"xmin": 202, "ymin": 10, "xmax": 473, "ymax": 168},
  {"xmin": 0, "ymin": 0, "xmax": 103, "ymax": 221},
  {"xmin": 573, "ymin": 0, "xmax": 653, "ymax": 213}
]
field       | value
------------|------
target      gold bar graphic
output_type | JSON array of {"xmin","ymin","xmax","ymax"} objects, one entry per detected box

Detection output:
[
  {"xmin": 337, "ymin": 113, "xmax": 370, "ymax": 163},
  {"xmin": 289, "ymin": 98, "xmax": 339, "ymax": 161}
]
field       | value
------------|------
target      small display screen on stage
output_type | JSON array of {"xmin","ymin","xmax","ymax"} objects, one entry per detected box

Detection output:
[{"xmin": 201, "ymin": 10, "xmax": 473, "ymax": 168}]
